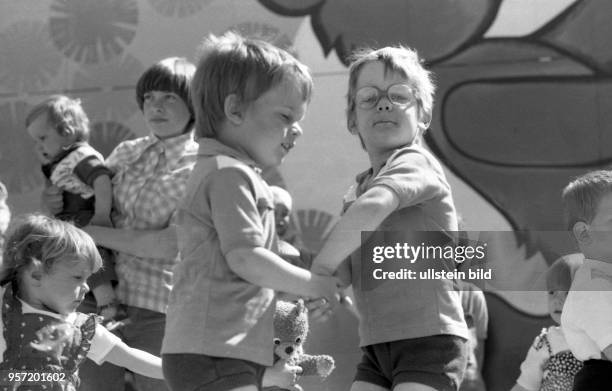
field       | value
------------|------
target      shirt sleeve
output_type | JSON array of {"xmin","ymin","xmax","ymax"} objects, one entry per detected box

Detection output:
[
  {"xmin": 369, "ymin": 148, "xmax": 443, "ymax": 210},
  {"xmin": 516, "ymin": 332, "xmax": 548, "ymax": 391},
  {"xmin": 470, "ymin": 289, "xmax": 489, "ymax": 339},
  {"xmin": 576, "ymin": 282, "xmax": 612, "ymax": 351},
  {"xmin": 73, "ymin": 155, "xmax": 113, "ymax": 187},
  {"xmin": 206, "ymin": 167, "xmax": 268, "ymax": 254},
  {"xmin": 86, "ymin": 323, "xmax": 122, "ymax": 365}
]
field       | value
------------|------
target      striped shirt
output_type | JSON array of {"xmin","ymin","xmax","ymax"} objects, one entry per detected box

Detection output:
[{"xmin": 105, "ymin": 132, "xmax": 198, "ymax": 313}]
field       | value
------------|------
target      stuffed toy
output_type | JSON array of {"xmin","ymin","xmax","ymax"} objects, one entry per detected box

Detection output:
[{"xmin": 265, "ymin": 299, "xmax": 335, "ymax": 391}]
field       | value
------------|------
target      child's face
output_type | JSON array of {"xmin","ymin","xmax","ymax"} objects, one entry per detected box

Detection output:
[
  {"xmin": 350, "ymin": 61, "xmax": 424, "ymax": 155},
  {"xmin": 547, "ymin": 290, "xmax": 568, "ymax": 324},
  {"xmin": 238, "ymin": 77, "xmax": 307, "ymax": 168},
  {"xmin": 37, "ymin": 260, "xmax": 92, "ymax": 316},
  {"xmin": 274, "ymin": 201, "xmax": 291, "ymax": 237},
  {"xmin": 580, "ymin": 192, "xmax": 612, "ymax": 262},
  {"xmin": 27, "ymin": 114, "xmax": 74, "ymax": 163},
  {"xmin": 142, "ymin": 90, "xmax": 191, "ymax": 139}
]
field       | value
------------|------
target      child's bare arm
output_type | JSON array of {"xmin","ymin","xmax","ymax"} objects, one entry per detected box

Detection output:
[
  {"xmin": 226, "ymin": 247, "xmax": 339, "ymax": 300},
  {"xmin": 90, "ymin": 174, "xmax": 112, "ymax": 227},
  {"xmin": 104, "ymin": 341, "xmax": 163, "ymax": 379},
  {"xmin": 311, "ymin": 185, "xmax": 399, "ymax": 275},
  {"xmin": 84, "ymin": 225, "xmax": 178, "ymax": 259}
]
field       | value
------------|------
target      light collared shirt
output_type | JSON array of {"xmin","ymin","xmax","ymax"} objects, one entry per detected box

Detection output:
[
  {"xmin": 561, "ymin": 258, "xmax": 612, "ymax": 361},
  {"xmin": 105, "ymin": 131, "xmax": 198, "ymax": 313},
  {"xmin": 163, "ymin": 138, "xmax": 278, "ymax": 366}
]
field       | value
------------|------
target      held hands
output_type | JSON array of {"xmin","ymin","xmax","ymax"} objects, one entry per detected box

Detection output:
[{"xmin": 262, "ymin": 360, "xmax": 304, "ymax": 391}]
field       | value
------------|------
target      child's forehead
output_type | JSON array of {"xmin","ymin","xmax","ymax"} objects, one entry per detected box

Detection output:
[
  {"xmin": 356, "ymin": 61, "xmax": 410, "ymax": 86},
  {"xmin": 52, "ymin": 259, "xmax": 92, "ymax": 274}
]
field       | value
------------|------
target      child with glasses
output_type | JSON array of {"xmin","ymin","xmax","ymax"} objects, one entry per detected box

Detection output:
[{"xmin": 311, "ymin": 45, "xmax": 469, "ymax": 391}]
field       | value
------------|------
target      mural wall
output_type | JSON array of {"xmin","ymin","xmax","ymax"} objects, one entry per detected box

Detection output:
[{"xmin": 0, "ymin": 0, "xmax": 609, "ymax": 389}]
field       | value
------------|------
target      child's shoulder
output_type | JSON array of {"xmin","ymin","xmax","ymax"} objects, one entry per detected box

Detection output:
[{"xmin": 386, "ymin": 144, "xmax": 442, "ymax": 172}]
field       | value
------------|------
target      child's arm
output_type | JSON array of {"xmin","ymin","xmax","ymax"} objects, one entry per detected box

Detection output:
[
  {"xmin": 84, "ymin": 225, "xmax": 178, "ymax": 259},
  {"xmin": 510, "ymin": 384, "xmax": 530, "ymax": 391},
  {"xmin": 311, "ymin": 185, "xmax": 399, "ymax": 276},
  {"xmin": 226, "ymin": 247, "xmax": 339, "ymax": 301},
  {"xmin": 103, "ymin": 341, "xmax": 163, "ymax": 379},
  {"xmin": 90, "ymin": 174, "xmax": 113, "ymax": 227}
]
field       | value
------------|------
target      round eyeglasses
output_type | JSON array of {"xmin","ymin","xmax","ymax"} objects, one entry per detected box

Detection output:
[{"xmin": 354, "ymin": 83, "xmax": 417, "ymax": 110}]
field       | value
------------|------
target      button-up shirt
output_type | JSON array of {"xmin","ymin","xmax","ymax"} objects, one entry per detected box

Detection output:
[{"xmin": 105, "ymin": 132, "xmax": 198, "ymax": 313}]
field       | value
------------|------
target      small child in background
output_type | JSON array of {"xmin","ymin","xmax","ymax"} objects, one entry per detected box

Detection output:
[
  {"xmin": 270, "ymin": 185, "xmax": 293, "ymax": 241},
  {"xmin": 270, "ymin": 185, "xmax": 313, "ymax": 270},
  {"xmin": 511, "ymin": 255, "xmax": 583, "ymax": 391},
  {"xmin": 25, "ymin": 95, "xmax": 119, "ymax": 321},
  {"xmin": 311, "ymin": 45, "xmax": 469, "ymax": 391},
  {"xmin": 0, "ymin": 182, "xmax": 9, "ymax": 249},
  {"xmin": 561, "ymin": 170, "xmax": 612, "ymax": 390},
  {"xmin": 0, "ymin": 214, "xmax": 163, "ymax": 390},
  {"xmin": 162, "ymin": 32, "xmax": 339, "ymax": 391},
  {"xmin": 458, "ymin": 280, "xmax": 488, "ymax": 391}
]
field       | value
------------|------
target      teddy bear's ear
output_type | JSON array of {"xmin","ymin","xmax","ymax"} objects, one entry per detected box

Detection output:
[{"xmin": 296, "ymin": 299, "xmax": 306, "ymax": 314}]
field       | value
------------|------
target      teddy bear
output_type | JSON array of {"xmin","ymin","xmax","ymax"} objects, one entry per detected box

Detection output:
[{"xmin": 264, "ymin": 299, "xmax": 335, "ymax": 391}]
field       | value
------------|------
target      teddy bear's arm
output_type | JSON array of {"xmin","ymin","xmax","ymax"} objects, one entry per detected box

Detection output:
[{"xmin": 293, "ymin": 354, "xmax": 335, "ymax": 377}]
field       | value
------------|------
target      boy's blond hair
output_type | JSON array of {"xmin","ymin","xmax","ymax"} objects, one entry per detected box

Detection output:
[
  {"xmin": 346, "ymin": 45, "xmax": 435, "ymax": 135},
  {"xmin": 0, "ymin": 214, "xmax": 102, "ymax": 287},
  {"xmin": 191, "ymin": 31, "xmax": 313, "ymax": 139},
  {"xmin": 25, "ymin": 95, "xmax": 90, "ymax": 142},
  {"xmin": 562, "ymin": 170, "xmax": 612, "ymax": 230}
]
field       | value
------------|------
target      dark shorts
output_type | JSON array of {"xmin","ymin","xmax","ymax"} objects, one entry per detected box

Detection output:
[
  {"xmin": 354, "ymin": 335, "xmax": 468, "ymax": 391},
  {"xmin": 572, "ymin": 359, "xmax": 612, "ymax": 391},
  {"xmin": 163, "ymin": 353, "xmax": 265, "ymax": 391}
]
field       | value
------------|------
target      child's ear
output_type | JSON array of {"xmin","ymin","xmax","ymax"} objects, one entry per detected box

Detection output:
[
  {"xmin": 25, "ymin": 264, "xmax": 44, "ymax": 287},
  {"xmin": 224, "ymin": 94, "xmax": 245, "ymax": 125},
  {"xmin": 418, "ymin": 109, "xmax": 432, "ymax": 131},
  {"xmin": 572, "ymin": 221, "xmax": 591, "ymax": 245}
]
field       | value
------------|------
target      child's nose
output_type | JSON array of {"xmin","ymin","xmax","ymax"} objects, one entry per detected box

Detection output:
[
  {"xmin": 287, "ymin": 125, "xmax": 302, "ymax": 140},
  {"xmin": 376, "ymin": 98, "xmax": 393, "ymax": 112}
]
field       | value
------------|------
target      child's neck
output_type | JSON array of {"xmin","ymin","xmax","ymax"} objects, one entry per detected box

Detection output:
[{"xmin": 368, "ymin": 141, "xmax": 419, "ymax": 176}]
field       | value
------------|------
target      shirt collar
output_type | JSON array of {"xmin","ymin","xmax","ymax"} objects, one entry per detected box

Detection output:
[
  {"xmin": 132, "ymin": 131, "xmax": 196, "ymax": 162},
  {"xmin": 197, "ymin": 137, "xmax": 261, "ymax": 173}
]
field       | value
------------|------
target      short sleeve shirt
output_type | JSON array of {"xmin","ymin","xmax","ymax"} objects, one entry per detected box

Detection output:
[
  {"xmin": 561, "ymin": 259, "xmax": 612, "ymax": 360},
  {"xmin": 162, "ymin": 138, "xmax": 277, "ymax": 366},
  {"xmin": 345, "ymin": 144, "xmax": 468, "ymax": 346}
]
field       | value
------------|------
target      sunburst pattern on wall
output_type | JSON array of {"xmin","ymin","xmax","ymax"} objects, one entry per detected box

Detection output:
[
  {"xmin": 74, "ymin": 54, "xmax": 144, "ymax": 121},
  {"xmin": 89, "ymin": 121, "xmax": 137, "ymax": 158},
  {"xmin": 49, "ymin": 0, "xmax": 138, "ymax": 64},
  {"xmin": 0, "ymin": 101, "xmax": 41, "ymax": 193},
  {"xmin": 147, "ymin": 0, "xmax": 210, "ymax": 18},
  {"xmin": 0, "ymin": 20, "xmax": 63, "ymax": 94}
]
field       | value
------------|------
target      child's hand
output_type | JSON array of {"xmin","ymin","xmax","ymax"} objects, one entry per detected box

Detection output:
[
  {"xmin": 310, "ymin": 273, "xmax": 341, "ymax": 305},
  {"xmin": 262, "ymin": 360, "xmax": 303, "ymax": 389}
]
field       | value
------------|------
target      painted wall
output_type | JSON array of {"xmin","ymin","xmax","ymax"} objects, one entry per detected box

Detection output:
[{"xmin": 1, "ymin": 1, "xmax": 609, "ymax": 389}]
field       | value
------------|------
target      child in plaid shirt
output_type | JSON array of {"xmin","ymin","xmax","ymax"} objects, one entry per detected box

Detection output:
[
  {"xmin": 161, "ymin": 32, "xmax": 340, "ymax": 391},
  {"xmin": 45, "ymin": 57, "xmax": 198, "ymax": 391}
]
